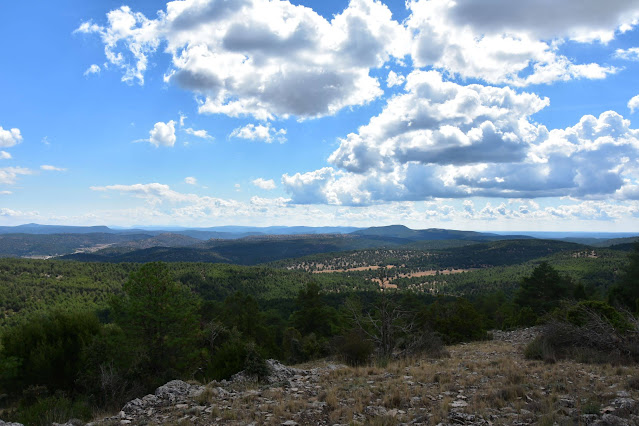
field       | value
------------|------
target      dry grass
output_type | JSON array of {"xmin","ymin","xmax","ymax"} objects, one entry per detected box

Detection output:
[
  {"xmin": 309, "ymin": 338, "xmax": 639, "ymax": 424},
  {"xmin": 92, "ymin": 338, "xmax": 639, "ymax": 425}
]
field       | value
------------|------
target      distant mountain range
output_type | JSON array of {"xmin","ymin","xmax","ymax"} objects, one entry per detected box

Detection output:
[
  {"xmin": 0, "ymin": 223, "xmax": 636, "ymax": 262},
  {"xmin": 0, "ymin": 223, "xmax": 361, "ymax": 239},
  {"xmin": 352, "ymin": 225, "xmax": 533, "ymax": 241}
]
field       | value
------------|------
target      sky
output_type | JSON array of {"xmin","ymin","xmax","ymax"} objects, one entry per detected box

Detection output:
[{"xmin": 1, "ymin": 0, "xmax": 639, "ymax": 232}]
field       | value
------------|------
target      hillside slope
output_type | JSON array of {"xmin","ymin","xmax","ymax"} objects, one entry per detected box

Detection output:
[{"xmin": 84, "ymin": 329, "xmax": 639, "ymax": 426}]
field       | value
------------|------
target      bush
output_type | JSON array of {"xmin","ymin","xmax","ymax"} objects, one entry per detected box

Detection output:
[
  {"xmin": 282, "ymin": 327, "xmax": 303, "ymax": 364},
  {"xmin": 243, "ymin": 343, "xmax": 270, "ymax": 381},
  {"xmin": 399, "ymin": 329, "xmax": 448, "ymax": 359},
  {"xmin": 334, "ymin": 329, "xmax": 374, "ymax": 366},
  {"xmin": 526, "ymin": 303, "xmax": 639, "ymax": 364},
  {"xmin": 524, "ymin": 336, "xmax": 556, "ymax": 363},
  {"xmin": 207, "ymin": 335, "xmax": 248, "ymax": 380},
  {"xmin": 565, "ymin": 301, "xmax": 632, "ymax": 332},
  {"xmin": 301, "ymin": 333, "xmax": 329, "ymax": 361},
  {"xmin": 9, "ymin": 394, "xmax": 92, "ymax": 426}
]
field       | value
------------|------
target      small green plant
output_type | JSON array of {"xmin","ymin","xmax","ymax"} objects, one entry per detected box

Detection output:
[
  {"xmin": 11, "ymin": 395, "xmax": 92, "ymax": 426},
  {"xmin": 582, "ymin": 402, "xmax": 601, "ymax": 415},
  {"xmin": 629, "ymin": 376, "xmax": 639, "ymax": 390},
  {"xmin": 243, "ymin": 342, "xmax": 270, "ymax": 381},
  {"xmin": 524, "ymin": 336, "xmax": 556, "ymax": 363}
]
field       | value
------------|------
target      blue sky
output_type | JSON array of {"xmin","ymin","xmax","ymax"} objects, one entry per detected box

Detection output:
[{"xmin": 1, "ymin": 0, "xmax": 639, "ymax": 231}]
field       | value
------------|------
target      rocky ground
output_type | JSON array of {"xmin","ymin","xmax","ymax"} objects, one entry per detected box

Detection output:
[{"xmin": 4, "ymin": 327, "xmax": 639, "ymax": 425}]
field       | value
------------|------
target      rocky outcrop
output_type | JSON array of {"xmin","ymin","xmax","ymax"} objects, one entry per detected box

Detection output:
[
  {"xmin": 490, "ymin": 326, "xmax": 540, "ymax": 345},
  {"xmin": 0, "ymin": 421, "xmax": 24, "ymax": 426}
]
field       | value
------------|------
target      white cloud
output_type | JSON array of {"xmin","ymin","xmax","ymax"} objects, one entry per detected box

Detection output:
[
  {"xmin": 40, "ymin": 165, "xmax": 67, "ymax": 172},
  {"xmin": 330, "ymin": 70, "xmax": 549, "ymax": 173},
  {"xmin": 282, "ymin": 72, "xmax": 639, "ymax": 205},
  {"xmin": 184, "ymin": 176, "xmax": 197, "ymax": 185},
  {"xmin": 406, "ymin": 0, "xmax": 620, "ymax": 86},
  {"xmin": 230, "ymin": 123, "xmax": 287, "ymax": 143},
  {"xmin": 442, "ymin": 0, "xmax": 639, "ymax": 43},
  {"xmin": 148, "ymin": 120, "xmax": 176, "ymax": 147},
  {"xmin": 0, "ymin": 126, "xmax": 22, "ymax": 148},
  {"xmin": 79, "ymin": 0, "xmax": 632, "ymax": 121},
  {"xmin": 83, "ymin": 64, "xmax": 101, "ymax": 76},
  {"xmin": 0, "ymin": 151, "xmax": 11, "ymax": 160},
  {"xmin": 79, "ymin": 0, "xmax": 410, "ymax": 120},
  {"xmin": 184, "ymin": 127, "xmax": 214, "ymax": 140},
  {"xmin": 74, "ymin": 8, "xmax": 160, "ymax": 85},
  {"xmin": 615, "ymin": 47, "xmax": 639, "ymax": 61},
  {"xmin": 386, "ymin": 70, "xmax": 405, "ymax": 88},
  {"xmin": 0, "ymin": 167, "xmax": 32, "ymax": 184},
  {"xmin": 0, "ymin": 191, "xmax": 12, "ymax": 195},
  {"xmin": 629, "ymin": 95, "xmax": 639, "ymax": 114},
  {"xmin": 252, "ymin": 178, "xmax": 276, "ymax": 190}
]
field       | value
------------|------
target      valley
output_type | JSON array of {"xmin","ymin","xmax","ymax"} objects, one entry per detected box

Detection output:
[{"xmin": 1, "ymin": 224, "xmax": 638, "ymax": 426}]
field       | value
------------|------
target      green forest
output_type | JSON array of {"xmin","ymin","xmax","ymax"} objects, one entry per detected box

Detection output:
[{"xmin": 1, "ymin": 242, "xmax": 638, "ymax": 424}]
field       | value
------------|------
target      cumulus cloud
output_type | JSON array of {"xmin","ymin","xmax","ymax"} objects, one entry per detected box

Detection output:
[
  {"xmin": 330, "ymin": 70, "xmax": 549, "ymax": 174},
  {"xmin": 0, "ymin": 167, "xmax": 32, "ymax": 184},
  {"xmin": 184, "ymin": 127, "xmax": 214, "ymax": 140},
  {"xmin": 148, "ymin": 120, "xmax": 176, "ymax": 147},
  {"xmin": 629, "ymin": 95, "xmax": 639, "ymax": 114},
  {"xmin": 83, "ymin": 64, "xmax": 101, "ymax": 76},
  {"xmin": 615, "ymin": 47, "xmax": 639, "ymax": 61},
  {"xmin": 386, "ymin": 70, "xmax": 405, "ymax": 88},
  {"xmin": 0, "ymin": 126, "xmax": 22, "ymax": 148},
  {"xmin": 252, "ymin": 178, "xmax": 276, "ymax": 190},
  {"xmin": 78, "ymin": 0, "xmax": 632, "ymax": 121},
  {"xmin": 74, "ymin": 8, "xmax": 160, "ymax": 85},
  {"xmin": 0, "ymin": 151, "xmax": 11, "ymax": 160},
  {"xmin": 184, "ymin": 176, "xmax": 197, "ymax": 185},
  {"xmin": 41, "ymin": 165, "xmax": 67, "ymax": 172},
  {"xmin": 283, "ymin": 72, "xmax": 639, "ymax": 205},
  {"xmin": 230, "ymin": 124, "xmax": 287, "ymax": 143},
  {"xmin": 406, "ymin": 0, "xmax": 620, "ymax": 86},
  {"xmin": 443, "ymin": 0, "xmax": 639, "ymax": 42},
  {"xmin": 79, "ymin": 0, "xmax": 409, "ymax": 120}
]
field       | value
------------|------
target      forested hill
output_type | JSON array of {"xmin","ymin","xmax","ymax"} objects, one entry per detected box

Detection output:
[
  {"xmin": 0, "ymin": 233, "xmax": 152, "ymax": 258},
  {"xmin": 59, "ymin": 234, "xmax": 405, "ymax": 264},
  {"xmin": 352, "ymin": 224, "xmax": 534, "ymax": 242},
  {"xmin": 1, "ymin": 223, "xmax": 635, "ymax": 262}
]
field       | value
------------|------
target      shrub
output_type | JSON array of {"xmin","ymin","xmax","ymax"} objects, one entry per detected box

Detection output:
[
  {"xmin": 524, "ymin": 336, "xmax": 556, "ymax": 363},
  {"xmin": 9, "ymin": 394, "xmax": 92, "ymax": 426},
  {"xmin": 565, "ymin": 300, "xmax": 632, "ymax": 332},
  {"xmin": 243, "ymin": 342, "xmax": 270, "ymax": 381},
  {"xmin": 335, "ymin": 329, "xmax": 374, "ymax": 366},
  {"xmin": 282, "ymin": 327, "xmax": 303, "ymax": 364},
  {"xmin": 526, "ymin": 303, "xmax": 639, "ymax": 365},
  {"xmin": 207, "ymin": 335, "xmax": 247, "ymax": 380},
  {"xmin": 399, "ymin": 329, "xmax": 448, "ymax": 359}
]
